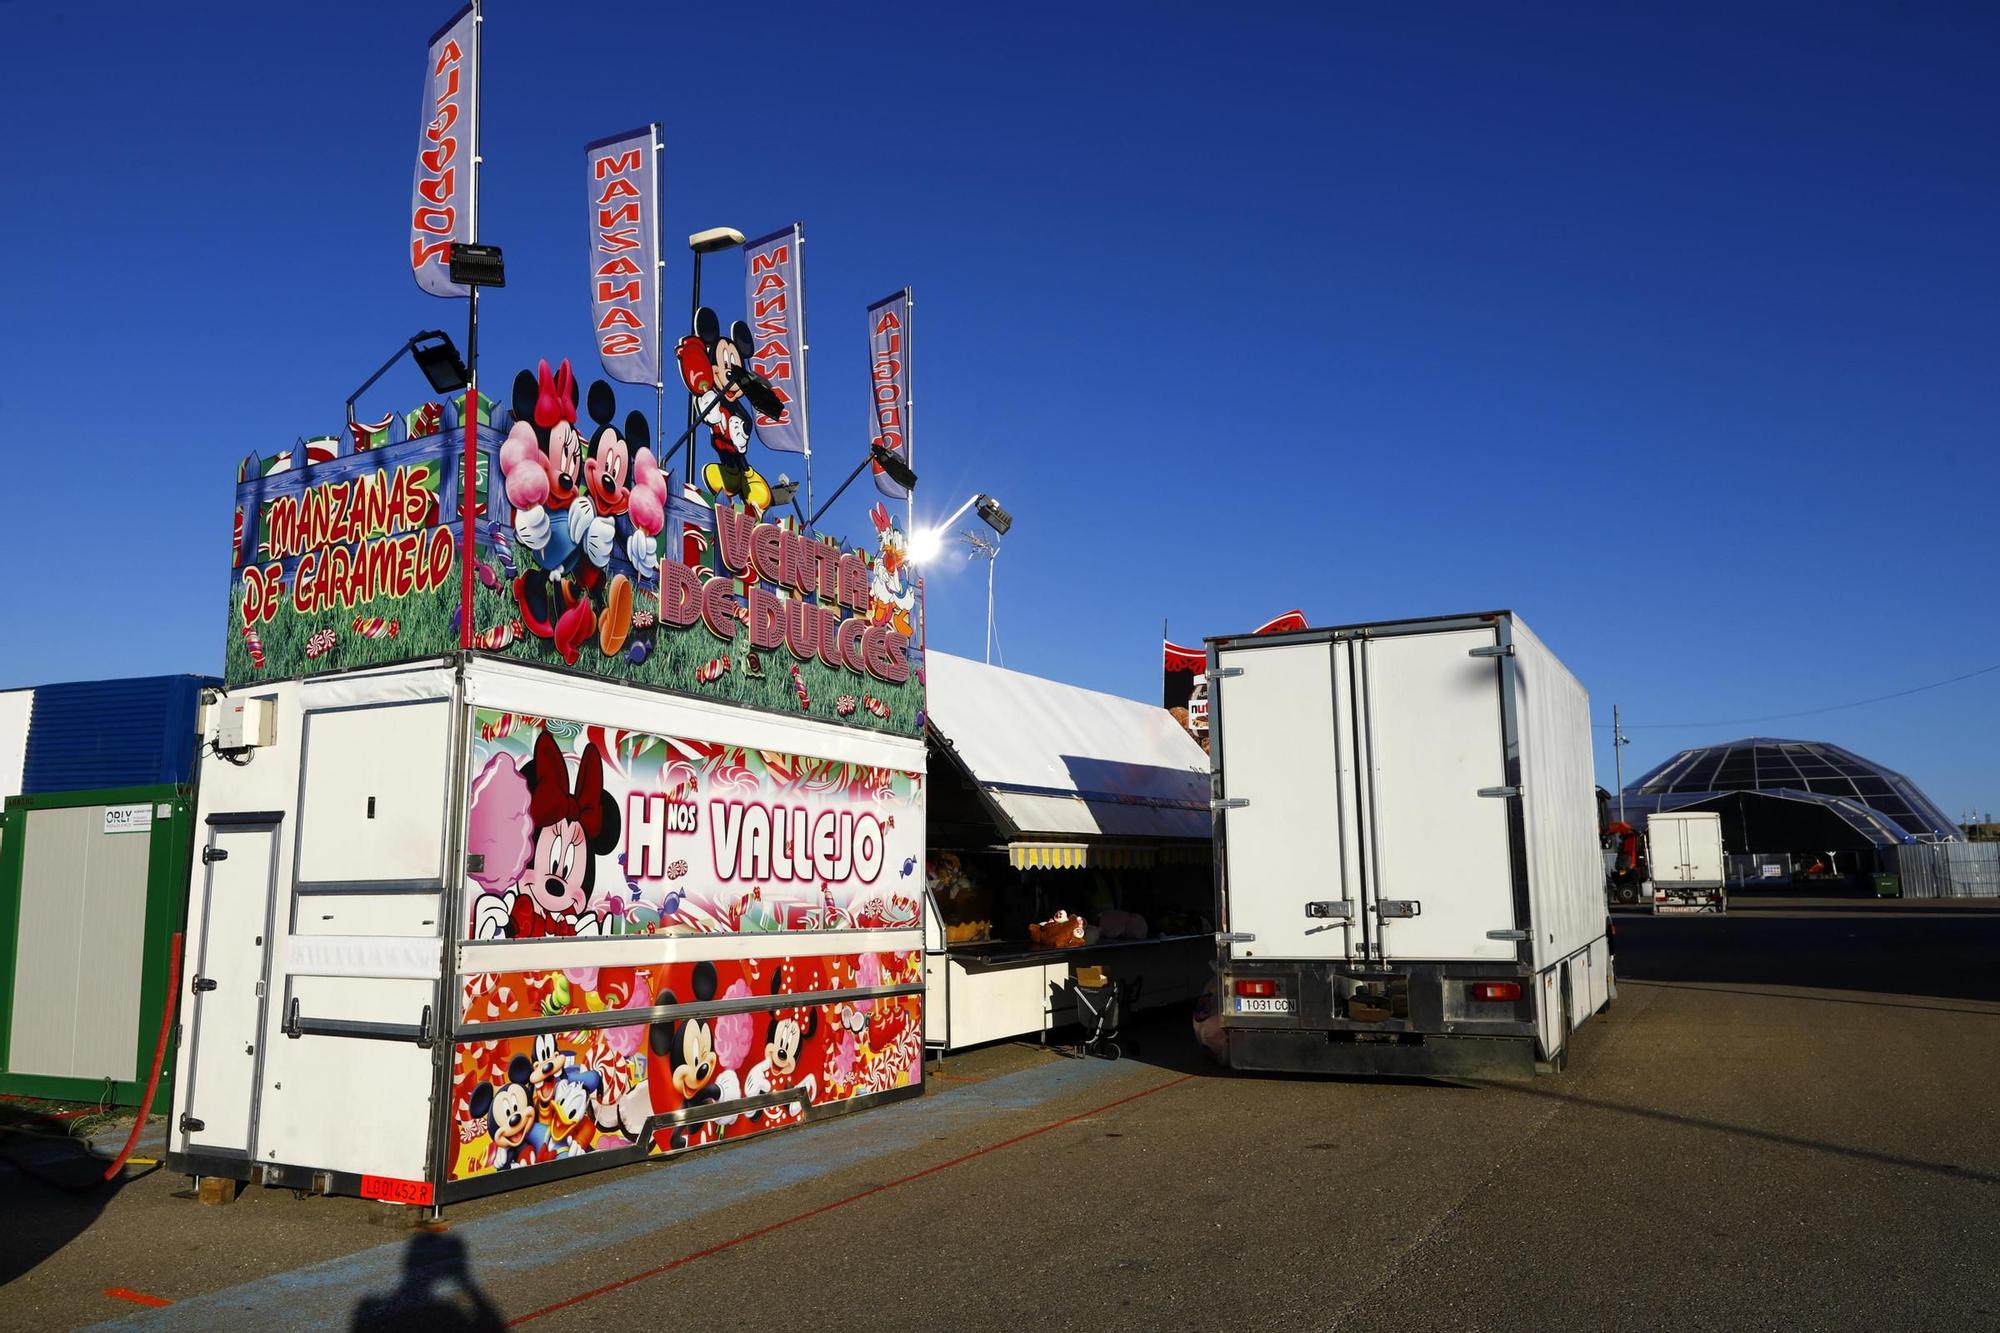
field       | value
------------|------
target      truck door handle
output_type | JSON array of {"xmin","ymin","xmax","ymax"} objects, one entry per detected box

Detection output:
[
  {"xmin": 192, "ymin": 977, "xmax": 218, "ymax": 992},
  {"xmin": 202, "ymin": 846, "xmax": 229, "ymax": 864}
]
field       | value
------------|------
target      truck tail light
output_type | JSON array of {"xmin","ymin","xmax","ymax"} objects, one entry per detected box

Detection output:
[
  {"xmin": 1234, "ymin": 979, "xmax": 1277, "ymax": 998},
  {"xmin": 1467, "ymin": 981, "xmax": 1521, "ymax": 1002}
]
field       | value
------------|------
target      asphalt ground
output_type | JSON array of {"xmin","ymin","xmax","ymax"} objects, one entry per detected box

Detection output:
[{"xmin": 4, "ymin": 894, "xmax": 1997, "ymax": 1331}]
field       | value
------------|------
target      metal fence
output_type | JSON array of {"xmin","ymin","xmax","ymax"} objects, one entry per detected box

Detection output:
[{"xmin": 1898, "ymin": 842, "xmax": 2000, "ymax": 898}]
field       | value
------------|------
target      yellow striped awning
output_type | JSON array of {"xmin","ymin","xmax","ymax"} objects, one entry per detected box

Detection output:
[
  {"xmin": 1006, "ymin": 843, "xmax": 1165, "ymax": 871},
  {"xmin": 1007, "ymin": 842, "xmax": 1087, "ymax": 870}
]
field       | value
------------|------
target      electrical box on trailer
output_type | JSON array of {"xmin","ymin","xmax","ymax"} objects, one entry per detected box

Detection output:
[{"xmin": 215, "ymin": 696, "xmax": 276, "ymax": 751}]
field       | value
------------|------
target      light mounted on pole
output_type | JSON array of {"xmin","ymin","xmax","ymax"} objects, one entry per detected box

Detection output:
[
  {"xmin": 447, "ymin": 242, "xmax": 507, "ymax": 289},
  {"xmin": 805, "ymin": 443, "xmax": 917, "ymax": 530},
  {"xmin": 346, "ymin": 330, "xmax": 468, "ymax": 428}
]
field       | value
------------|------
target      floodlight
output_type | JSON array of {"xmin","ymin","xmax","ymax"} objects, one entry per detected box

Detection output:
[
  {"xmin": 908, "ymin": 528, "xmax": 943, "ymax": 564},
  {"xmin": 975, "ymin": 496, "xmax": 1013, "ymax": 536},
  {"xmin": 768, "ymin": 476, "xmax": 800, "ymax": 506},
  {"xmin": 689, "ymin": 227, "xmax": 746, "ymax": 254},
  {"xmin": 728, "ymin": 366, "xmax": 788, "ymax": 421},
  {"xmin": 448, "ymin": 242, "xmax": 507, "ymax": 288},
  {"xmin": 870, "ymin": 442, "xmax": 917, "ymax": 491},
  {"xmin": 410, "ymin": 331, "xmax": 469, "ymax": 394}
]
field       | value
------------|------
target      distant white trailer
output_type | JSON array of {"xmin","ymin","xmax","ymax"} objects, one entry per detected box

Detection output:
[
  {"xmin": 1646, "ymin": 810, "xmax": 1727, "ymax": 915},
  {"xmin": 1208, "ymin": 611, "xmax": 1610, "ymax": 1078}
]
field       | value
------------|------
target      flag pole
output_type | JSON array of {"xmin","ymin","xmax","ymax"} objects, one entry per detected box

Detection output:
[
  {"xmin": 458, "ymin": 0, "xmax": 483, "ymax": 651},
  {"xmin": 903, "ymin": 287, "xmax": 915, "ymax": 537},
  {"xmin": 796, "ymin": 221, "xmax": 814, "ymax": 532},
  {"xmin": 651, "ymin": 124, "xmax": 665, "ymax": 449}
]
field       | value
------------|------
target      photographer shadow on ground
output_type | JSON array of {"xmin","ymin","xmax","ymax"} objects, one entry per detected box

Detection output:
[
  {"xmin": 350, "ymin": 1229, "xmax": 504, "ymax": 1332},
  {"xmin": 0, "ymin": 1109, "xmax": 136, "ymax": 1287}
]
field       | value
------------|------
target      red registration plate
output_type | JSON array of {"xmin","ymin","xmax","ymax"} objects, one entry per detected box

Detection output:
[{"xmin": 360, "ymin": 1174, "xmax": 434, "ymax": 1206}]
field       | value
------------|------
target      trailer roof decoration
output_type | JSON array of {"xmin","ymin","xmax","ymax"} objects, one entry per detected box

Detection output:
[{"xmin": 226, "ymin": 370, "xmax": 923, "ymax": 735}]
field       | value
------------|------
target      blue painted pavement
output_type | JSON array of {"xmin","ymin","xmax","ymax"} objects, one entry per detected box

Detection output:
[{"xmin": 91, "ymin": 1053, "xmax": 1148, "ymax": 1330}]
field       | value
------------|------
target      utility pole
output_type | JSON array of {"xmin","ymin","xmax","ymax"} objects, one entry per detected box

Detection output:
[{"xmin": 1613, "ymin": 704, "xmax": 1629, "ymax": 826}]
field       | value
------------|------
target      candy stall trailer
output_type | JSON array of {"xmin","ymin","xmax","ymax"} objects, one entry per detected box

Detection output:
[
  {"xmin": 922, "ymin": 652, "xmax": 1213, "ymax": 1051},
  {"xmin": 0, "ymin": 674, "xmax": 213, "ymax": 1105},
  {"xmin": 167, "ymin": 654, "xmax": 928, "ymax": 1205},
  {"xmin": 169, "ymin": 376, "xmax": 929, "ymax": 1207}
]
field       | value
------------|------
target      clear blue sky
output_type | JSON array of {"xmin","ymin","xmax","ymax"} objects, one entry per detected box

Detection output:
[{"xmin": 2, "ymin": 3, "xmax": 1993, "ymax": 815}]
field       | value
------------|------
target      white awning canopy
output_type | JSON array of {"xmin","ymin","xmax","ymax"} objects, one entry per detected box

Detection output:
[{"xmin": 925, "ymin": 651, "xmax": 1212, "ymax": 844}]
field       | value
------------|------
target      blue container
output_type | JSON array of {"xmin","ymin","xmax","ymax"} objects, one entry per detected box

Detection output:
[{"xmin": 20, "ymin": 674, "xmax": 215, "ymax": 794}]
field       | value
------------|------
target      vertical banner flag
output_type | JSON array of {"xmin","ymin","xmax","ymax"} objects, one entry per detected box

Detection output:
[
  {"xmin": 867, "ymin": 289, "xmax": 913, "ymax": 498},
  {"xmin": 585, "ymin": 126, "xmax": 662, "ymax": 386},
  {"xmin": 742, "ymin": 225, "xmax": 808, "ymax": 453},
  {"xmin": 410, "ymin": 4, "xmax": 478, "ymax": 298}
]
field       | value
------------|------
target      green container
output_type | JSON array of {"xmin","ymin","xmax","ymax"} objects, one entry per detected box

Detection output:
[
  {"xmin": 1872, "ymin": 873, "xmax": 1902, "ymax": 898},
  {"xmin": 0, "ymin": 785, "xmax": 194, "ymax": 1106}
]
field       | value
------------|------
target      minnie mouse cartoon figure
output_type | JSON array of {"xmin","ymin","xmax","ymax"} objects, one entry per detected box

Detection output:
[
  {"xmin": 676, "ymin": 308, "xmax": 773, "ymax": 515},
  {"xmin": 499, "ymin": 360, "xmax": 605, "ymax": 663},
  {"xmin": 474, "ymin": 730, "xmax": 622, "ymax": 940},
  {"xmin": 580, "ymin": 381, "xmax": 669, "ymax": 657},
  {"xmin": 743, "ymin": 971, "xmax": 820, "ymax": 1123}
]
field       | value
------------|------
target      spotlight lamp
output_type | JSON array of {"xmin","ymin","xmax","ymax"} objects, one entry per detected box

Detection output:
[
  {"xmin": 975, "ymin": 496, "xmax": 1013, "ymax": 536},
  {"xmin": 447, "ymin": 242, "xmax": 507, "ymax": 288}
]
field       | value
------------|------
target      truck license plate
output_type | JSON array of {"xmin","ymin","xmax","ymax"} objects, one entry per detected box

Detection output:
[{"xmin": 1236, "ymin": 997, "xmax": 1291, "ymax": 1014}]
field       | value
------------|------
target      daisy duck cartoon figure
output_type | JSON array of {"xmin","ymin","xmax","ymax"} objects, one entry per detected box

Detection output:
[{"xmin": 867, "ymin": 503, "xmax": 915, "ymax": 637}]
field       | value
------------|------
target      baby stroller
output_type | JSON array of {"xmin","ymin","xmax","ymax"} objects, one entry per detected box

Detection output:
[{"xmin": 1072, "ymin": 975, "xmax": 1142, "ymax": 1060}]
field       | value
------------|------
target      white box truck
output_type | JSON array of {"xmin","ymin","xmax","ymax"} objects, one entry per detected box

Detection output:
[
  {"xmin": 1646, "ymin": 809, "xmax": 1727, "ymax": 914},
  {"xmin": 1208, "ymin": 611, "xmax": 1610, "ymax": 1077}
]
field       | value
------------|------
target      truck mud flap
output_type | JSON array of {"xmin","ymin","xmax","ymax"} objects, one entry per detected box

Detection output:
[{"xmin": 1228, "ymin": 1029, "xmax": 1536, "ymax": 1080}]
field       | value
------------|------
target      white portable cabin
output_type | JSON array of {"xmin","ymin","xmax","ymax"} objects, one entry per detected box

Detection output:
[
  {"xmin": 168, "ymin": 657, "xmax": 928, "ymax": 1206},
  {"xmin": 1208, "ymin": 611, "xmax": 1609, "ymax": 1077}
]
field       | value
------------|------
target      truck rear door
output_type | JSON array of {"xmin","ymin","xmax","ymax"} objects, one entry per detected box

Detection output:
[
  {"xmin": 1213, "ymin": 639, "xmax": 1359, "ymax": 963},
  {"xmin": 1354, "ymin": 628, "xmax": 1519, "ymax": 962}
]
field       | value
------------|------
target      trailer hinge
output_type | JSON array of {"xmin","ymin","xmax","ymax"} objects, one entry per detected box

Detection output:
[
  {"xmin": 1469, "ymin": 644, "xmax": 1515, "ymax": 658},
  {"xmin": 1305, "ymin": 901, "xmax": 1353, "ymax": 919},
  {"xmin": 1485, "ymin": 929, "xmax": 1529, "ymax": 941},
  {"xmin": 202, "ymin": 845, "xmax": 229, "ymax": 864},
  {"xmin": 1212, "ymin": 797, "xmax": 1250, "ymax": 810},
  {"xmin": 1374, "ymin": 900, "xmax": 1422, "ymax": 918},
  {"xmin": 1206, "ymin": 666, "xmax": 1243, "ymax": 681},
  {"xmin": 1477, "ymin": 786, "xmax": 1521, "ymax": 799},
  {"xmin": 1216, "ymin": 931, "xmax": 1257, "ymax": 944},
  {"xmin": 179, "ymin": 1113, "xmax": 205, "ymax": 1133}
]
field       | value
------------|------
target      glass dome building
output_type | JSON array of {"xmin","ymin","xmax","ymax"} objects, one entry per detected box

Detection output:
[{"xmin": 1620, "ymin": 737, "xmax": 1961, "ymax": 852}]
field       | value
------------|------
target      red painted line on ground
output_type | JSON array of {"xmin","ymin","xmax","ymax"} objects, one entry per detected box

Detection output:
[
  {"xmin": 507, "ymin": 1073, "xmax": 1196, "ymax": 1326},
  {"xmin": 104, "ymin": 1288, "xmax": 173, "ymax": 1308}
]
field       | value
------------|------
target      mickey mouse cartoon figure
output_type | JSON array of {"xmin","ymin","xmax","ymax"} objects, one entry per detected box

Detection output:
[
  {"xmin": 469, "ymin": 1055, "xmax": 552, "ymax": 1170},
  {"xmin": 593, "ymin": 961, "xmax": 740, "ymax": 1149},
  {"xmin": 676, "ymin": 308, "xmax": 775, "ymax": 515},
  {"xmin": 474, "ymin": 730, "xmax": 622, "ymax": 940},
  {"xmin": 580, "ymin": 381, "xmax": 669, "ymax": 657},
  {"xmin": 743, "ymin": 971, "xmax": 820, "ymax": 1123},
  {"xmin": 499, "ymin": 359, "xmax": 605, "ymax": 663}
]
